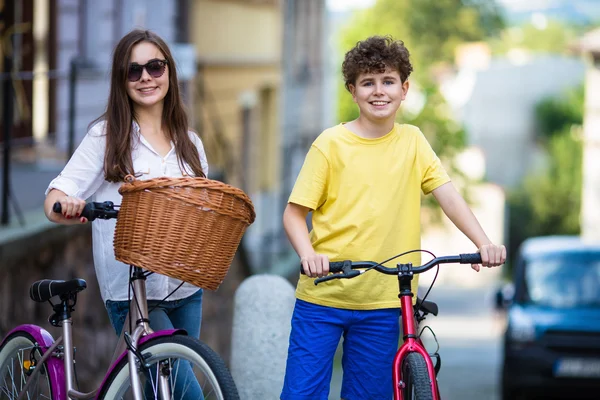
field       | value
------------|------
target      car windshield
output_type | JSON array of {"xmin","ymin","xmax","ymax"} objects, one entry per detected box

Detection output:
[{"xmin": 525, "ymin": 254, "xmax": 600, "ymax": 308}]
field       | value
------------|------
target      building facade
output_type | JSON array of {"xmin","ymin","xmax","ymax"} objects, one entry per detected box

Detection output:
[{"xmin": 52, "ymin": 0, "xmax": 190, "ymax": 153}]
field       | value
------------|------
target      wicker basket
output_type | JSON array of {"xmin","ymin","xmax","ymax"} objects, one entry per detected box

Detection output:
[{"xmin": 113, "ymin": 176, "xmax": 256, "ymax": 290}]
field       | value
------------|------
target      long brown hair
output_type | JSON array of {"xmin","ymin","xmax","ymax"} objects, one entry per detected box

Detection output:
[{"xmin": 93, "ymin": 29, "xmax": 205, "ymax": 182}]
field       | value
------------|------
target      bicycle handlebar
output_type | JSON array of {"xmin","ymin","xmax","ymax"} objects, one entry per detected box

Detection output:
[
  {"xmin": 300, "ymin": 253, "xmax": 483, "ymax": 285},
  {"xmin": 53, "ymin": 201, "xmax": 119, "ymax": 221}
]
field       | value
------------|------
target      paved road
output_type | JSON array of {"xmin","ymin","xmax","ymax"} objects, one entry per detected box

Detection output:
[{"xmin": 329, "ymin": 284, "xmax": 503, "ymax": 399}]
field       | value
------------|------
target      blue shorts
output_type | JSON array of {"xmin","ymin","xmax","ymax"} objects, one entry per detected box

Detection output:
[{"xmin": 281, "ymin": 299, "xmax": 400, "ymax": 400}]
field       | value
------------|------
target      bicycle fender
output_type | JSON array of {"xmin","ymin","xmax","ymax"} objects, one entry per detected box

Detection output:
[
  {"xmin": 138, "ymin": 329, "xmax": 187, "ymax": 346},
  {"xmin": 2, "ymin": 324, "xmax": 66, "ymax": 400},
  {"xmin": 97, "ymin": 329, "xmax": 187, "ymax": 398}
]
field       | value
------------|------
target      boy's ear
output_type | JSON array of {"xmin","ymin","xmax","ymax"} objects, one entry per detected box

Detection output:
[{"xmin": 401, "ymin": 80, "xmax": 410, "ymax": 100}]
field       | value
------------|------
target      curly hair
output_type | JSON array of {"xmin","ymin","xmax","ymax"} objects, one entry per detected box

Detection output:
[{"xmin": 342, "ymin": 35, "xmax": 413, "ymax": 92}]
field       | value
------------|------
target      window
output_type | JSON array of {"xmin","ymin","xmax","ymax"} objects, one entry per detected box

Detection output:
[{"xmin": 525, "ymin": 254, "xmax": 600, "ymax": 308}]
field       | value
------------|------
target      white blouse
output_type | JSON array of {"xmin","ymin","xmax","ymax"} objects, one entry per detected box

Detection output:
[{"xmin": 46, "ymin": 120, "xmax": 209, "ymax": 302}]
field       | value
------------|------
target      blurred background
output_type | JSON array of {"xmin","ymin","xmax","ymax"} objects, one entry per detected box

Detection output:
[{"xmin": 1, "ymin": 0, "xmax": 599, "ymax": 399}]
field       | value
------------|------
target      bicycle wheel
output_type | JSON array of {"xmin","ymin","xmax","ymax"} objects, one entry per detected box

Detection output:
[
  {"xmin": 401, "ymin": 352, "xmax": 434, "ymax": 400},
  {"xmin": 0, "ymin": 332, "xmax": 55, "ymax": 400},
  {"xmin": 98, "ymin": 335, "xmax": 239, "ymax": 400}
]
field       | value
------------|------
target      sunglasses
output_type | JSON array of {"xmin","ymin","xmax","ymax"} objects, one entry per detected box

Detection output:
[{"xmin": 127, "ymin": 59, "xmax": 168, "ymax": 82}]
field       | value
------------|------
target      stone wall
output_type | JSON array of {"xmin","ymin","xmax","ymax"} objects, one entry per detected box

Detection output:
[{"xmin": 0, "ymin": 223, "xmax": 243, "ymax": 390}]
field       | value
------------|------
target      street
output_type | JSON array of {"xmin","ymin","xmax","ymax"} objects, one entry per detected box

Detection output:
[
  {"xmin": 423, "ymin": 285, "xmax": 503, "ymax": 400},
  {"xmin": 329, "ymin": 284, "xmax": 503, "ymax": 400}
]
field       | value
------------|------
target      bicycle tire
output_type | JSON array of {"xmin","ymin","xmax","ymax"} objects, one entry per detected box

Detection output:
[
  {"xmin": 98, "ymin": 335, "xmax": 239, "ymax": 400},
  {"xmin": 402, "ymin": 352, "xmax": 434, "ymax": 400},
  {"xmin": 0, "ymin": 332, "xmax": 56, "ymax": 400}
]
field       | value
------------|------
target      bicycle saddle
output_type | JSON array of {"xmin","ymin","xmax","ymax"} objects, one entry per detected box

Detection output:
[
  {"xmin": 416, "ymin": 298, "xmax": 438, "ymax": 316},
  {"xmin": 30, "ymin": 279, "xmax": 87, "ymax": 303}
]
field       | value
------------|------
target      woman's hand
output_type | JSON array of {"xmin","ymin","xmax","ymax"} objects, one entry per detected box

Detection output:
[
  {"xmin": 44, "ymin": 189, "xmax": 88, "ymax": 224},
  {"xmin": 472, "ymin": 243, "xmax": 507, "ymax": 272}
]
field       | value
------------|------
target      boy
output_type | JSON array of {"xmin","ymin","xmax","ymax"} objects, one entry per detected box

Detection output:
[{"xmin": 280, "ymin": 36, "xmax": 506, "ymax": 400}]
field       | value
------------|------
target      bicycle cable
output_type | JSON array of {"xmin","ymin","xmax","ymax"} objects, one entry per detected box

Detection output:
[
  {"xmin": 416, "ymin": 262, "xmax": 439, "ymax": 321},
  {"xmin": 147, "ymin": 281, "xmax": 185, "ymax": 314},
  {"xmin": 361, "ymin": 249, "xmax": 436, "ymax": 275},
  {"xmin": 126, "ymin": 266, "xmax": 186, "ymax": 330},
  {"xmin": 418, "ymin": 324, "xmax": 440, "ymax": 354},
  {"xmin": 357, "ymin": 249, "xmax": 438, "ymax": 321}
]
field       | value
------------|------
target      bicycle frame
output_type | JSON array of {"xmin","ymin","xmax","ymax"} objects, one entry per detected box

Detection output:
[
  {"xmin": 316, "ymin": 254, "xmax": 483, "ymax": 400},
  {"xmin": 4, "ymin": 266, "xmax": 184, "ymax": 400},
  {"xmin": 393, "ymin": 275, "xmax": 440, "ymax": 400}
]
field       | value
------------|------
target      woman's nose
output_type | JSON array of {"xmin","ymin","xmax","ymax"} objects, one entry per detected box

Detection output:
[{"xmin": 140, "ymin": 67, "xmax": 152, "ymax": 81}]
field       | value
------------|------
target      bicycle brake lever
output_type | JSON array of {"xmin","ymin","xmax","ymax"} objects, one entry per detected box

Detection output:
[
  {"xmin": 314, "ymin": 270, "xmax": 361, "ymax": 285},
  {"xmin": 346, "ymin": 270, "xmax": 361, "ymax": 278},
  {"xmin": 314, "ymin": 275, "xmax": 339, "ymax": 285}
]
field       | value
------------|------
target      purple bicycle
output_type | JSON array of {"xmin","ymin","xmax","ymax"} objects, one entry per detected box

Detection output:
[{"xmin": 0, "ymin": 201, "xmax": 239, "ymax": 400}]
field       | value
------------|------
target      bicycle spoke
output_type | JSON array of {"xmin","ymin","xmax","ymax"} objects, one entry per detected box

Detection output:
[
  {"xmin": 170, "ymin": 357, "xmax": 178, "ymax": 395},
  {"xmin": 0, "ymin": 338, "xmax": 52, "ymax": 400},
  {"xmin": 1, "ymin": 362, "xmax": 16, "ymax": 399},
  {"xmin": 16, "ymin": 350, "xmax": 28, "ymax": 400}
]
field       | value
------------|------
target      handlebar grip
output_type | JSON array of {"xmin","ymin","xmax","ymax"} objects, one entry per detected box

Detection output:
[
  {"xmin": 53, "ymin": 202, "xmax": 95, "ymax": 221},
  {"xmin": 460, "ymin": 253, "xmax": 482, "ymax": 264},
  {"xmin": 329, "ymin": 261, "xmax": 345, "ymax": 273}
]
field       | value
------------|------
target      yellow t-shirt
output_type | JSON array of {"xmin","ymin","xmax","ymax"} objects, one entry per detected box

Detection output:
[{"xmin": 289, "ymin": 123, "xmax": 450, "ymax": 310}]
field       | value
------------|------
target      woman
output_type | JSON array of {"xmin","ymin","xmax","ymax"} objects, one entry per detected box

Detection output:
[{"xmin": 44, "ymin": 29, "xmax": 206, "ymax": 397}]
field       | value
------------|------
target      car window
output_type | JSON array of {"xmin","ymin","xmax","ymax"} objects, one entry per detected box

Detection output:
[{"xmin": 525, "ymin": 255, "xmax": 600, "ymax": 308}]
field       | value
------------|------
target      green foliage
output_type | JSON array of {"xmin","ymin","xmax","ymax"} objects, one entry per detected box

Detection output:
[
  {"xmin": 489, "ymin": 20, "xmax": 584, "ymax": 55},
  {"xmin": 507, "ymin": 87, "xmax": 584, "ymax": 264},
  {"xmin": 535, "ymin": 85, "xmax": 585, "ymax": 139}
]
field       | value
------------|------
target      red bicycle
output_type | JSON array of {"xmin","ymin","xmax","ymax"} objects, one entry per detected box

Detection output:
[{"xmin": 313, "ymin": 251, "xmax": 482, "ymax": 400}]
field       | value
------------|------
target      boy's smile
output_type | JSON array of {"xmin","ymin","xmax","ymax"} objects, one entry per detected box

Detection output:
[{"xmin": 350, "ymin": 68, "xmax": 409, "ymax": 124}]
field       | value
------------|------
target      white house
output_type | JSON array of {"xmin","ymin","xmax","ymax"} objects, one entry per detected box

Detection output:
[{"xmin": 442, "ymin": 49, "xmax": 585, "ymax": 188}]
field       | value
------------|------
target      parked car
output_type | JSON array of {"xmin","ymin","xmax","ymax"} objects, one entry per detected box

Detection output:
[{"xmin": 499, "ymin": 235, "xmax": 600, "ymax": 400}]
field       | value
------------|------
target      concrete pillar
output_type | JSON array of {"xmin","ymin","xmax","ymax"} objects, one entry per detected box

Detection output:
[
  {"xmin": 230, "ymin": 274, "xmax": 295, "ymax": 399},
  {"xmin": 580, "ymin": 36, "xmax": 600, "ymax": 243}
]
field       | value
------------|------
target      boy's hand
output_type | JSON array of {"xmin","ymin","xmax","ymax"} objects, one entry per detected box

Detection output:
[
  {"xmin": 472, "ymin": 243, "xmax": 507, "ymax": 272},
  {"xmin": 301, "ymin": 254, "xmax": 330, "ymax": 278}
]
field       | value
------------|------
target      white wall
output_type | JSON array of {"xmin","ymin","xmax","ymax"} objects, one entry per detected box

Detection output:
[{"xmin": 444, "ymin": 55, "xmax": 585, "ymax": 188}]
